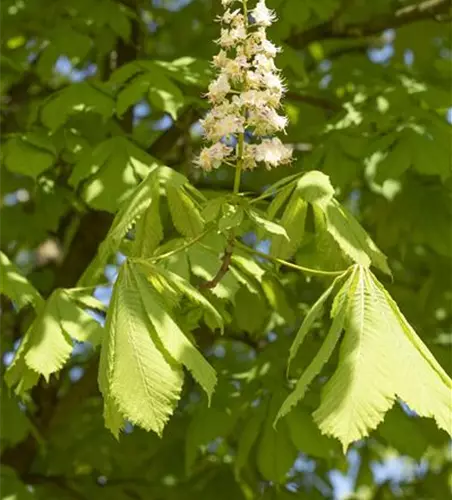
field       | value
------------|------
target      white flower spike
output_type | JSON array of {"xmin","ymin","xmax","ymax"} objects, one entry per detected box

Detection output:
[{"xmin": 195, "ymin": 0, "xmax": 292, "ymax": 172}]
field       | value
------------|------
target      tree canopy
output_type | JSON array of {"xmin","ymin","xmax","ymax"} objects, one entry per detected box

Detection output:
[{"xmin": 1, "ymin": 0, "xmax": 451, "ymax": 499}]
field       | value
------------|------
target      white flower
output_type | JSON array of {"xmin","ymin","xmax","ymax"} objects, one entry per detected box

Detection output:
[
  {"xmin": 207, "ymin": 74, "xmax": 231, "ymax": 102},
  {"xmin": 254, "ymin": 54, "xmax": 276, "ymax": 73},
  {"xmin": 203, "ymin": 114, "xmax": 245, "ymax": 142},
  {"xmin": 222, "ymin": 9, "xmax": 243, "ymax": 25},
  {"xmin": 195, "ymin": 142, "xmax": 233, "ymax": 171},
  {"xmin": 265, "ymin": 88, "xmax": 283, "ymax": 108},
  {"xmin": 218, "ymin": 23, "xmax": 247, "ymax": 48},
  {"xmin": 238, "ymin": 90, "xmax": 268, "ymax": 107},
  {"xmin": 212, "ymin": 50, "xmax": 229, "ymax": 68},
  {"xmin": 255, "ymin": 138, "xmax": 292, "ymax": 168},
  {"xmin": 248, "ymin": 106, "xmax": 288, "ymax": 134},
  {"xmin": 198, "ymin": 0, "xmax": 292, "ymax": 172},
  {"xmin": 260, "ymin": 38, "xmax": 280, "ymax": 57},
  {"xmin": 251, "ymin": 0, "xmax": 276, "ymax": 27},
  {"xmin": 261, "ymin": 71, "xmax": 285, "ymax": 92},
  {"xmin": 223, "ymin": 55, "xmax": 249, "ymax": 81},
  {"xmin": 242, "ymin": 143, "xmax": 258, "ymax": 170},
  {"xmin": 245, "ymin": 70, "xmax": 262, "ymax": 89}
]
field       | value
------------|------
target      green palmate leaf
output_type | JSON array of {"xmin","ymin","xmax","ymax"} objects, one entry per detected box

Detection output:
[
  {"xmin": 167, "ymin": 185, "xmax": 205, "ymax": 237},
  {"xmin": 311, "ymin": 267, "xmax": 452, "ymax": 451},
  {"xmin": 148, "ymin": 72, "xmax": 184, "ymax": 120},
  {"xmin": 99, "ymin": 262, "xmax": 183, "ymax": 436},
  {"xmin": 116, "ymin": 67, "xmax": 184, "ymax": 119},
  {"xmin": 1, "ymin": 386, "xmax": 32, "ymax": 446},
  {"xmin": 5, "ymin": 289, "xmax": 103, "ymax": 389},
  {"xmin": 296, "ymin": 170, "xmax": 335, "ymax": 208},
  {"xmin": 377, "ymin": 404, "xmax": 431, "ymax": 459},
  {"xmin": 185, "ymin": 404, "xmax": 236, "ymax": 474},
  {"xmin": 116, "ymin": 73, "xmax": 151, "ymax": 116},
  {"xmin": 247, "ymin": 209, "xmax": 289, "ymax": 239},
  {"xmin": 231, "ymin": 250, "xmax": 267, "ymax": 282},
  {"xmin": 234, "ymin": 287, "xmax": 267, "ymax": 335},
  {"xmin": 0, "ymin": 466, "xmax": 34, "ymax": 500},
  {"xmin": 132, "ymin": 263, "xmax": 217, "ymax": 402},
  {"xmin": 276, "ymin": 269, "xmax": 354, "ymax": 425},
  {"xmin": 131, "ymin": 180, "xmax": 163, "ymax": 258},
  {"xmin": 151, "ymin": 265, "xmax": 224, "ymax": 333},
  {"xmin": 257, "ymin": 396, "xmax": 298, "ymax": 484},
  {"xmin": 219, "ymin": 204, "xmax": 244, "ymax": 232},
  {"xmin": 235, "ymin": 405, "xmax": 267, "ymax": 475},
  {"xmin": 371, "ymin": 276, "xmax": 452, "ymax": 433},
  {"xmin": 287, "ymin": 273, "xmax": 347, "ymax": 371},
  {"xmin": 323, "ymin": 199, "xmax": 391, "ymax": 276},
  {"xmin": 285, "ymin": 406, "xmax": 336, "ymax": 459},
  {"xmin": 40, "ymin": 82, "xmax": 115, "ymax": 130},
  {"xmin": 69, "ymin": 136, "xmax": 157, "ymax": 212},
  {"xmin": 0, "ymin": 251, "xmax": 44, "ymax": 310},
  {"xmin": 3, "ymin": 132, "xmax": 56, "ymax": 178},
  {"xmin": 78, "ymin": 166, "xmax": 168, "ymax": 287},
  {"xmin": 202, "ymin": 197, "xmax": 225, "ymax": 223},
  {"xmin": 266, "ymin": 182, "xmax": 297, "ymax": 220},
  {"xmin": 270, "ymin": 192, "xmax": 308, "ymax": 260}
]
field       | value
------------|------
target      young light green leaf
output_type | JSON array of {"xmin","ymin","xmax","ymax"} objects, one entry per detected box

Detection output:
[
  {"xmin": 0, "ymin": 251, "xmax": 44, "ymax": 310},
  {"xmin": 297, "ymin": 170, "xmax": 335, "ymax": 208},
  {"xmin": 4, "ymin": 332, "xmax": 39, "ymax": 397},
  {"xmin": 132, "ymin": 263, "xmax": 217, "ymax": 402},
  {"xmin": 78, "ymin": 165, "xmax": 161, "ymax": 286},
  {"xmin": 266, "ymin": 182, "xmax": 296, "ymax": 220},
  {"xmin": 69, "ymin": 136, "xmax": 157, "ymax": 212},
  {"xmin": 313, "ymin": 267, "xmax": 397, "ymax": 451},
  {"xmin": 6, "ymin": 289, "xmax": 103, "ymax": 385},
  {"xmin": 287, "ymin": 273, "xmax": 346, "ymax": 372},
  {"xmin": 324, "ymin": 199, "xmax": 391, "ymax": 276},
  {"xmin": 313, "ymin": 267, "xmax": 452, "ymax": 451},
  {"xmin": 131, "ymin": 178, "xmax": 163, "ymax": 258},
  {"xmin": 270, "ymin": 195, "xmax": 307, "ymax": 260},
  {"xmin": 370, "ymin": 274, "xmax": 452, "ymax": 434},
  {"xmin": 167, "ymin": 185, "xmax": 205, "ymax": 237},
  {"xmin": 151, "ymin": 264, "xmax": 224, "ymax": 333},
  {"xmin": 202, "ymin": 197, "xmax": 224, "ymax": 223},
  {"xmin": 275, "ymin": 270, "xmax": 354, "ymax": 425},
  {"xmin": 247, "ymin": 209, "xmax": 289, "ymax": 239},
  {"xmin": 99, "ymin": 263, "xmax": 183, "ymax": 436},
  {"xmin": 219, "ymin": 204, "xmax": 244, "ymax": 232}
]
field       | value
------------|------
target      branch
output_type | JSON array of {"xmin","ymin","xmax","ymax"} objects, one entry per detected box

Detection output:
[
  {"xmin": 287, "ymin": 0, "xmax": 451, "ymax": 48},
  {"xmin": 199, "ymin": 237, "xmax": 235, "ymax": 290}
]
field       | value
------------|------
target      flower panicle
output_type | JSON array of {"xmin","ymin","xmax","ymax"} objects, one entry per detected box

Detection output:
[{"xmin": 196, "ymin": 0, "xmax": 293, "ymax": 172}]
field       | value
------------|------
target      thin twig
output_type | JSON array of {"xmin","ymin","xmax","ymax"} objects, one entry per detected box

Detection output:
[{"xmin": 199, "ymin": 236, "xmax": 235, "ymax": 290}]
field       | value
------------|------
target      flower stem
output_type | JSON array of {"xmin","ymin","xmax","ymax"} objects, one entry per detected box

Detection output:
[
  {"xmin": 233, "ymin": 132, "xmax": 245, "ymax": 195},
  {"xmin": 236, "ymin": 241, "xmax": 349, "ymax": 277}
]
